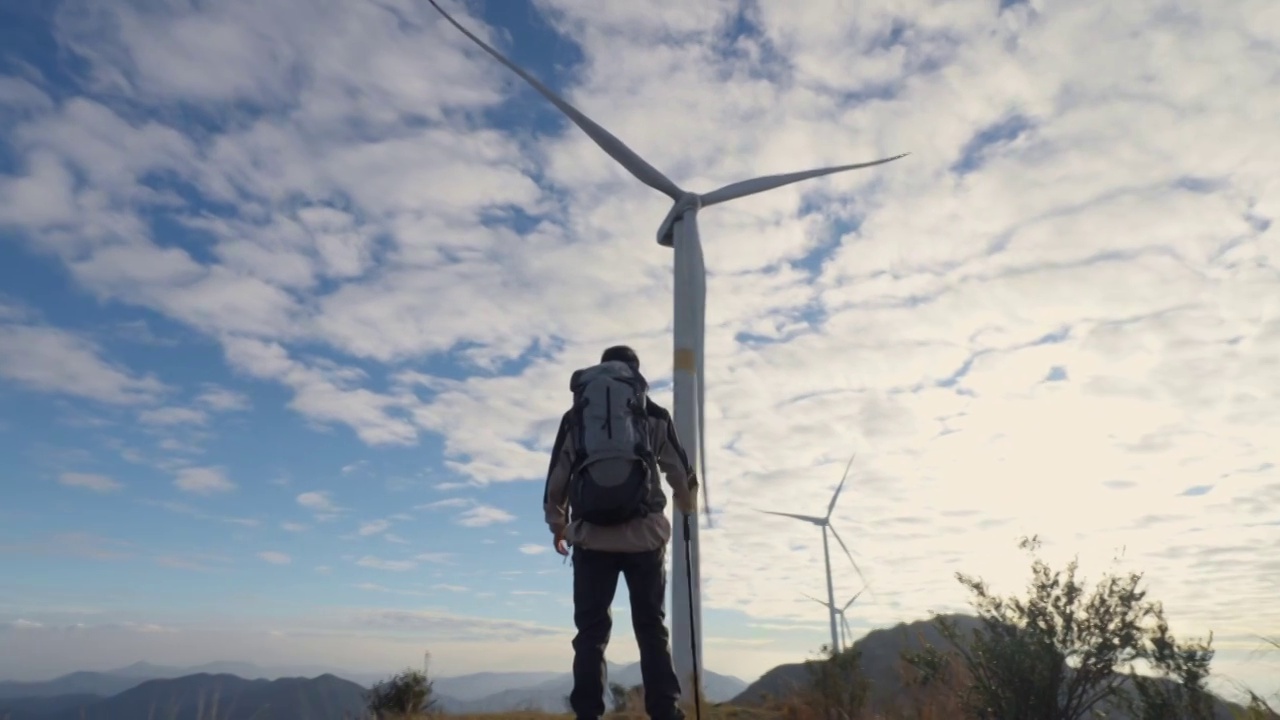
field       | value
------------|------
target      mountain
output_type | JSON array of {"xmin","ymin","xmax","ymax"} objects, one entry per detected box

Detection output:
[
  {"xmin": 0, "ymin": 672, "xmax": 144, "ymax": 700},
  {"xmin": 20, "ymin": 673, "xmax": 370, "ymax": 720},
  {"xmin": 730, "ymin": 614, "xmax": 1249, "ymax": 720},
  {"xmin": 0, "ymin": 662, "xmax": 388, "ymax": 701},
  {"xmin": 1, "ymin": 660, "xmax": 747, "ymax": 716},
  {"xmin": 430, "ymin": 670, "xmax": 562, "ymax": 702},
  {"xmin": 0, "ymin": 693, "xmax": 103, "ymax": 719},
  {"xmin": 730, "ymin": 613, "xmax": 985, "ymax": 708},
  {"xmin": 434, "ymin": 661, "xmax": 748, "ymax": 714}
]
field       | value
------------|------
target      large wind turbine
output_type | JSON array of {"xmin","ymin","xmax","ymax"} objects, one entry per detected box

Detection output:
[
  {"xmin": 759, "ymin": 452, "xmax": 868, "ymax": 655},
  {"xmin": 801, "ymin": 589, "xmax": 863, "ymax": 654},
  {"xmin": 428, "ymin": 0, "xmax": 906, "ymax": 696}
]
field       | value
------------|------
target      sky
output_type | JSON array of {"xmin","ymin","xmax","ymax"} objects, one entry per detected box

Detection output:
[{"xmin": 0, "ymin": 0, "xmax": 1278, "ymax": 703}]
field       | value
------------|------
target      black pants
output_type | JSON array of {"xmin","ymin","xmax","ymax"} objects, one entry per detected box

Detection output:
[{"xmin": 569, "ymin": 545, "xmax": 684, "ymax": 720}]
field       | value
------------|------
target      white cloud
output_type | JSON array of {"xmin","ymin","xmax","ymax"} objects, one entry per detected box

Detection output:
[
  {"xmin": 280, "ymin": 522, "xmax": 307, "ymax": 532},
  {"xmin": 518, "ymin": 543, "xmax": 548, "ymax": 556},
  {"xmin": 257, "ymin": 551, "xmax": 291, "ymax": 565},
  {"xmin": 414, "ymin": 552, "xmax": 452, "ymax": 564},
  {"xmin": 195, "ymin": 385, "xmax": 251, "ymax": 412},
  {"xmin": 456, "ymin": 505, "xmax": 515, "ymax": 528},
  {"xmin": 0, "ymin": 320, "xmax": 166, "ymax": 405},
  {"xmin": 357, "ymin": 519, "xmax": 390, "ymax": 536},
  {"xmin": 296, "ymin": 491, "xmax": 337, "ymax": 512},
  {"xmin": 57, "ymin": 472, "xmax": 123, "ymax": 493},
  {"xmin": 139, "ymin": 406, "xmax": 208, "ymax": 426},
  {"xmin": 416, "ymin": 498, "xmax": 471, "ymax": 510},
  {"xmin": 355, "ymin": 556, "xmax": 416, "ymax": 572},
  {"xmin": 173, "ymin": 467, "xmax": 235, "ymax": 495}
]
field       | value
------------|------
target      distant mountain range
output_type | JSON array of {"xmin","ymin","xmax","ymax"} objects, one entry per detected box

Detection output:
[
  {"xmin": 0, "ymin": 673, "xmax": 367, "ymax": 720},
  {"xmin": 2, "ymin": 617, "xmax": 1256, "ymax": 719},
  {"xmin": 432, "ymin": 661, "xmax": 747, "ymax": 714},
  {"xmin": 0, "ymin": 660, "xmax": 748, "ymax": 718}
]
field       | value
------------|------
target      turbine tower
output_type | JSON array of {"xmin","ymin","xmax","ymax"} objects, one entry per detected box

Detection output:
[
  {"xmin": 427, "ymin": 0, "xmax": 906, "ymax": 696},
  {"xmin": 759, "ymin": 452, "xmax": 868, "ymax": 655},
  {"xmin": 801, "ymin": 589, "xmax": 863, "ymax": 653}
]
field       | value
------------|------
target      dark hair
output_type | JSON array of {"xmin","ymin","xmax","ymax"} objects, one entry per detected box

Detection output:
[{"xmin": 601, "ymin": 344, "xmax": 640, "ymax": 370}]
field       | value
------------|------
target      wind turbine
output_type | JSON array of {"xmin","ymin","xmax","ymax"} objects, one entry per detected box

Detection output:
[
  {"xmin": 427, "ymin": 0, "xmax": 907, "ymax": 696},
  {"xmin": 759, "ymin": 452, "xmax": 868, "ymax": 656},
  {"xmin": 801, "ymin": 589, "xmax": 863, "ymax": 654}
]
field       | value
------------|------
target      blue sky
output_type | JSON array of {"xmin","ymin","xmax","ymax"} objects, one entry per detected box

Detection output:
[{"xmin": 2, "ymin": 0, "xmax": 1279, "ymax": 703}]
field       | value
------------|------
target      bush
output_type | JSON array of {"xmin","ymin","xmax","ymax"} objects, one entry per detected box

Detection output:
[
  {"xmin": 908, "ymin": 535, "xmax": 1217, "ymax": 720},
  {"xmin": 366, "ymin": 668, "xmax": 438, "ymax": 719}
]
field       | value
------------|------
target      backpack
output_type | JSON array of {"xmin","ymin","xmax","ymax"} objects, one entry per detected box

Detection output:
[{"xmin": 566, "ymin": 360, "xmax": 657, "ymax": 526}]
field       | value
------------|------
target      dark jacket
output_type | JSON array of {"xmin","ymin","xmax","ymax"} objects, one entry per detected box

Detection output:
[{"xmin": 543, "ymin": 399, "xmax": 696, "ymax": 552}]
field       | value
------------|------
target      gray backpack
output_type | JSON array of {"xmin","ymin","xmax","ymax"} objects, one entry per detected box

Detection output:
[{"xmin": 566, "ymin": 360, "xmax": 657, "ymax": 526}]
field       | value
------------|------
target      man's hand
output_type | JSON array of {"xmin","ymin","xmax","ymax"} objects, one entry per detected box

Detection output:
[{"xmin": 553, "ymin": 527, "xmax": 569, "ymax": 556}]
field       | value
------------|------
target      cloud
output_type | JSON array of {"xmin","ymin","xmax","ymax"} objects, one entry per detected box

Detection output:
[
  {"xmin": 296, "ymin": 491, "xmax": 337, "ymax": 512},
  {"xmin": 9, "ymin": 619, "xmax": 43, "ymax": 629},
  {"xmin": 518, "ymin": 543, "xmax": 548, "ymax": 555},
  {"xmin": 417, "ymin": 498, "xmax": 471, "ymax": 510},
  {"xmin": 155, "ymin": 553, "xmax": 233, "ymax": 572},
  {"xmin": 0, "ymin": 319, "xmax": 166, "ymax": 405},
  {"xmin": 138, "ymin": 407, "xmax": 208, "ymax": 426},
  {"xmin": 414, "ymin": 552, "xmax": 452, "ymax": 564},
  {"xmin": 141, "ymin": 499, "xmax": 258, "ymax": 527},
  {"xmin": 280, "ymin": 522, "xmax": 308, "ymax": 532},
  {"xmin": 173, "ymin": 467, "xmax": 235, "ymax": 495},
  {"xmin": 347, "ymin": 609, "xmax": 568, "ymax": 643},
  {"xmin": 456, "ymin": 505, "xmax": 516, "ymax": 528},
  {"xmin": 357, "ymin": 519, "xmax": 391, "ymax": 536},
  {"xmin": 257, "ymin": 551, "xmax": 291, "ymax": 565},
  {"xmin": 57, "ymin": 472, "xmax": 123, "ymax": 493},
  {"xmin": 355, "ymin": 556, "xmax": 417, "ymax": 572},
  {"xmin": 0, "ymin": 533, "xmax": 133, "ymax": 561},
  {"xmin": 195, "ymin": 385, "xmax": 251, "ymax": 412}
]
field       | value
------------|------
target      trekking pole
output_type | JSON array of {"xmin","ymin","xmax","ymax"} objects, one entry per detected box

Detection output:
[{"xmin": 681, "ymin": 511, "xmax": 703, "ymax": 720}]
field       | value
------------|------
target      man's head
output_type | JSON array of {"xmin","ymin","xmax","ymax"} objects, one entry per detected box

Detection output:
[{"xmin": 601, "ymin": 344, "xmax": 640, "ymax": 371}]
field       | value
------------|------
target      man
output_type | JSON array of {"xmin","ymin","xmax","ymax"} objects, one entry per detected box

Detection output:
[{"xmin": 543, "ymin": 344, "xmax": 698, "ymax": 720}]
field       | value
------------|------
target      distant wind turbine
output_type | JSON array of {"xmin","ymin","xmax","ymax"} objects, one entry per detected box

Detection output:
[
  {"xmin": 428, "ymin": 0, "xmax": 907, "ymax": 696},
  {"xmin": 759, "ymin": 452, "xmax": 868, "ymax": 655},
  {"xmin": 801, "ymin": 589, "xmax": 863, "ymax": 653}
]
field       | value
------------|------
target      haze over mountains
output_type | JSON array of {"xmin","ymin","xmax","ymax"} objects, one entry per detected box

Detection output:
[{"xmin": 0, "ymin": 659, "xmax": 749, "ymax": 718}]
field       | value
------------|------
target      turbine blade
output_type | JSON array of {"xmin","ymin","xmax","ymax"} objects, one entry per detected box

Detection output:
[
  {"xmin": 700, "ymin": 154, "xmax": 909, "ymax": 206},
  {"xmin": 827, "ymin": 525, "xmax": 869, "ymax": 589},
  {"xmin": 800, "ymin": 592, "xmax": 829, "ymax": 608},
  {"xmin": 825, "ymin": 451, "xmax": 857, "ymax": 520},
  {"xmin": 427, "ymin": 0, "xmax": 682, "ymax": 200},
  {"xmin": 842, "ymin": 589, "xmax": 863, "ymax": 612},
  {"xmin": 757, "ymin": 510, "xmax": 826, "ymax": 525}
]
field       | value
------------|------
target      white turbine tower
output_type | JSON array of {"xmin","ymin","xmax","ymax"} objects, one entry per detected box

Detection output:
[
  {"xmin": 801, "ymin": 589, "xmax": 863, "ymax": 654},
  {"xmin": 759, "ymin": 452, "xmax": 868, "ymax": 655},
  {"xmin": 428, "ymin": 0, "xmax": 907, "ymax": 698}
]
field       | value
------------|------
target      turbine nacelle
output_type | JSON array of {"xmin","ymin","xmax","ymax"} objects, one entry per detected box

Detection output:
[{"xmin": 657, "ymin": 192, "xmax": 702, "ymax": 248}]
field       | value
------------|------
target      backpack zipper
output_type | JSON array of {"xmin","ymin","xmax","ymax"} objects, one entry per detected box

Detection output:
[{"xmin": 604, "ymin": 386, "xmax": 613, "ymax": 438}]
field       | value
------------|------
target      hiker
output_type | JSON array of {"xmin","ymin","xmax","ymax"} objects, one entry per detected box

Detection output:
[{"xmin": 543, "ymin": 344, "xmax": 698, "ymax": 720}]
